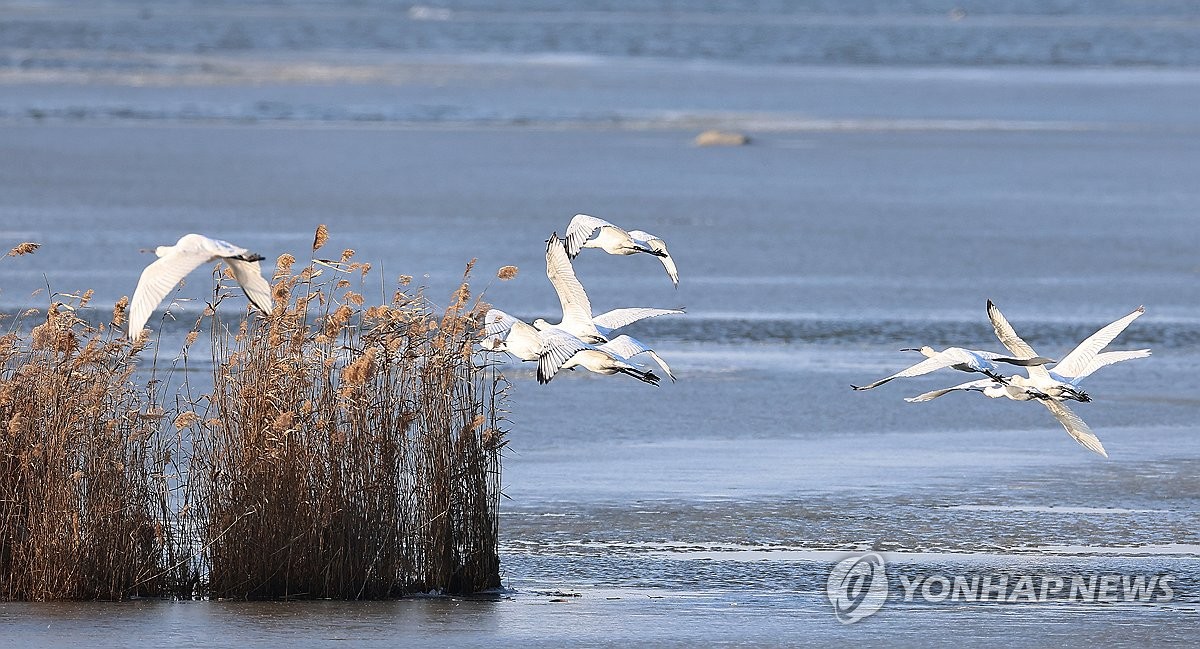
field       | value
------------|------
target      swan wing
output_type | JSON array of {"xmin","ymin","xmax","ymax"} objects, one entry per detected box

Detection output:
[
  {"xmin": 987, "ymin": 300, "xmax": 1050, "ymax": 379},
  {"xmin": 1052, "ymin": 306, "xmax": 1145, "ymax": 379},
  {"xmin": 628, "ymin": 230, "xmax": 678, "ymax": 287},
  {"xmin": 1041, "ymin": 399, "xmax": 1108, "ymax": 458},
  {"xmin": 226, "ymin": 258, "xmax": 274, "ymax": 314},
  {"xmin": 537, "ymin": 329, "xmax": 591, "ymax": 384},
  {"xmin": 904, "ymin": 378, "xmax": 997, "ymax": 403},
  {"xmin": 545, "ymin": 233, "xmax": 601, "ymax": 340},
  {"xmin": 564, "ymin": 214, "xmax": 614, "ymax": 258},
  {"xmin": 177, "ymin": 233, "xmax": 251, "ymax": 259},
  {"xmin": 601, "ymin": 334, "xmax": 676, "ymax": 382},
  {"xmin": 128, "ymin": 247, "xmax": 212, "ymax": 341},
  {"xmin": 592, "ymin": 307, "xmax": 684, "ymax": 333},
  {"xmin": 484, "ymin": 309, "xmax": 521, "ymax": 337},
  {"xmin": 853, "ymin": 350, "xmax": 966, "ymax": 390},
  {"xmin": 1068, "ymin": 349, "xmax": 1152, "ymax": 381}
]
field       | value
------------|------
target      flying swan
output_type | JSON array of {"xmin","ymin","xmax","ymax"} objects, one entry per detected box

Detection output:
[
  {"xmin": 563, "ymin": 214, "xmax": 678, "ymax": 287},
  {"xmin": 851, "ymin": 346, "xmax": 1054, "ymax": 391},
  {"xmin": 128, "ymin": 233, "xmax": 273, "ymax": 342},
  {"xmin": 483, "ymin": 309, "xmax": 660, "ymax": 385},
  {"xmin": 987, "ymin": 300, "xmax": 1146, "ymax": 402}
]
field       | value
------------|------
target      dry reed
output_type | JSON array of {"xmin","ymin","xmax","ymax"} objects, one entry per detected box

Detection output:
[
  {"xmin": 1, "ymin": 230, "xmax": 507, "ymax": 600},
  {"xmin": 180, "ymin": 245, "xmax": 505, "ymax": 599},
  {"xmin": 0, "ymin": 296, "xmax": 166, "ymax": 600}
]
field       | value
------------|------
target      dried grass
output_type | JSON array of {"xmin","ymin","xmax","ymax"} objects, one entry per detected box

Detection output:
[
  {"xmin": 0, "ymin": 299, "xmax": 165, "ymax": 600},
  {"xmin": 0, "ymin": 231, "xmax": 506, "ymax": 600}
]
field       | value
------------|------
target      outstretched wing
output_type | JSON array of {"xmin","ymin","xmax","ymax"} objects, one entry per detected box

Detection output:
[
  {"xmin": 545, "ymin": 233, "xmax": 602, "ymax": 340},
  {"xmin": 628, "ymin": 230, "xmax": 678, "ymax": 287},
  {"xmin": 1068, "ymin": 349, "xmax": 1151, "ymax": 381},
  {"xmin": 537, "ymin": 329, "xmax": 591, "ymax": 384},
  {"xmin": 1052, "ymin": 306, "xmax": 1145, "ymax": 380},
  {"xmin": 564, "ymin": 214, "xmax": 613, "ymax": 258},
  {"xmin": 483, "ymin": 309, "xmax": 521, "ymax": 337},
  {"xmin": 1041, "ymin": 399, "xmax": 1108, "ymax": 458},
  {"xmin": 226, "ymin": 258, "xmax": 274, "ymax": 314},
  {"xmin": 853, "ymin": 349, "xmax": 972, "ymax": 391},
  {"xmin": 128, "ymin": 248, "xmax": 212, "ymax": 341},
  {"xmin": 904, "ymin": 378, "xmax": 998, "ymax": 403},
  {"xmin": 986, "ymin": 300, "xmax": 1049, "ymax": 380},
  {"xmin": 592, "ymin": 307, "xmax": 684, "ymax": 333},
  {"xmin": 601, "ymin": 335, "xmax": 676, "ymax": 382}
]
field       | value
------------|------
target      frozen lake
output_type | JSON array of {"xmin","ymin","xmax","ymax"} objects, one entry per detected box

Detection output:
[{"xmin": 1, "ymin": 1, "xmax": 1199, "ymax": 645}]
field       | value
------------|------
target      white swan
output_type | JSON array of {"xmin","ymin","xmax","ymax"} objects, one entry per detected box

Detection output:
[
  {"xmin": 905, "ymin": 350, "xmax": 1150, "ymax": 404},
  {"xmin": 851, "ymin": 346, "xmax": 1054, "ymax": 391},
  {"xmin": 482, "ymin": 309, "xmax": 544, "ymax": 359},
  {"xmin": 534, "ymin": 233, "xmax": 684, "ymax": 343},
  {"xmin": 129, "ymin": 233, "xmax": 273, "ymax": 342},
  {"xmin": 904, "ymin": 348, "xmax": 1150, "ymax": 458},
  {"xmin": 563, "ymin": 215, "xmax": 678, "ymax": 286},
  {"xmin": 545, "ymin": 329, "xmax": 661, "ymax": 385},
  {"xmin": 482, "ymin": 309, "xmax": 660, "ymax": 385},
  {"xmin": 988, "ymin": 300, "xmax": 1146, "ymax": 402}
]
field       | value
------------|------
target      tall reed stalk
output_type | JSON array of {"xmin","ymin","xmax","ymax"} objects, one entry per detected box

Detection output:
[
  {"xmin": 1, "ymin": 231, "xmax": 507, "ymax": 600},
  {"xmin": 0, "ymin": 294, "xmax": 166, "ymax": 600}
]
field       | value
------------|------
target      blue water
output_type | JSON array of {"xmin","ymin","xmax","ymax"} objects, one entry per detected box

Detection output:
[
  {"xmin": 3, "ymin": 0, "xmax": 1200, "ymax": 67},
  {"xmin": 1, "ymin": 2, "xmax": 1199, "ymax": 646}
]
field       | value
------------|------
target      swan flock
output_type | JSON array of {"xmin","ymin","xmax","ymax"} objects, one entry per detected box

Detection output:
[
  {"xmin": 484, "ymin": 215, "xmax": 682, "ymax": 386},
  {"xmin": 115, "ymin": 217, "xmax": 1148, "ymax": 457},
  {"xmin": 853, "ymin": 300, "xmax": 1150, "ymax": 458}
]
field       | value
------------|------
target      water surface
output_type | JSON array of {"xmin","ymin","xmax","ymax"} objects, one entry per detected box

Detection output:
[{"xmin": 1, "ymin": 1, "xmax": 1198, "ymax": 646}]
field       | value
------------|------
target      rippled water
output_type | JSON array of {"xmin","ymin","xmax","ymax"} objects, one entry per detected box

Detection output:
[
  {"xmin": 2, "ymin": 2, "xmax": 1199, "ymax": 646},
  {"xmin": 4, "ymin": 0, "xmax": 1200, "ymax": 67}
]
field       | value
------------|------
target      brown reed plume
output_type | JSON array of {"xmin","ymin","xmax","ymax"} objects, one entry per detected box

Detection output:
[
  {"xmin": 1, "ymin": 228, "xmax": 507, "ymax": 601},
  {"xmin": 173, "ymin": 227, "xmax": 507, "ymax": 599},
  {"xmin": 0, "ymin": 294, "xmax": 167, "ymax": 600}
]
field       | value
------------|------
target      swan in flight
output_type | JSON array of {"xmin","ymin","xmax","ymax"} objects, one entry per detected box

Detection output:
[
  {"xmin": 482, "ymin": 309, "xmax": 660, "ymax": 385},
  {"xmin": 534, "ymin": 233, "xmax": 684, "ymax": 342},
  {"xmin": 482, "ymin": 309, "xmax": 543, "ymax": 359},
  {"xmin": 904, "ymin": 378, "xmax": 1107, "ymax": 457},
  {"xmin": 851, "ymin": 346, "xmax": 1054, "ymax": 391},
  {"xmin": 905, "ymin": 348, "xmax": 1150, "ymax": 458},
  {"xmin": 905, "ymin": 349, "xmax": 1150, "ymax": 404},
  {"xmin": 988, "ymin": 300, "xmax": 1146, "ymax": 402},
  {"xmin": 543, "ymin": 329, "xmax": 661, "ymax": 385},
  {"xmin": 128, "ymin": 233, "xmax": 273, "ymax": 342},
  {"xmin": 563, "ymin": 215, "xmax": 678, "ymax": 286}
]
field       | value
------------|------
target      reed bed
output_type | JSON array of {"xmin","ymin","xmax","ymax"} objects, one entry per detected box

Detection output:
[
  {"xmin": 0, "ymin": 294, "xmax": 165, "ymax": 600},
  {"xmin": 0, "ymin": 231, "xmax": 507, "ymax": 600}
]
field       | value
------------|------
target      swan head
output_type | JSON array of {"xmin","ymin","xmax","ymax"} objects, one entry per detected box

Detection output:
[
  {"xmin": 532, "ymin": 318, "xmax": 551, "ymax": 331},
  {"xmin": 900, "ymin": 346, "xmax": 937, "ymax": 358}
]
